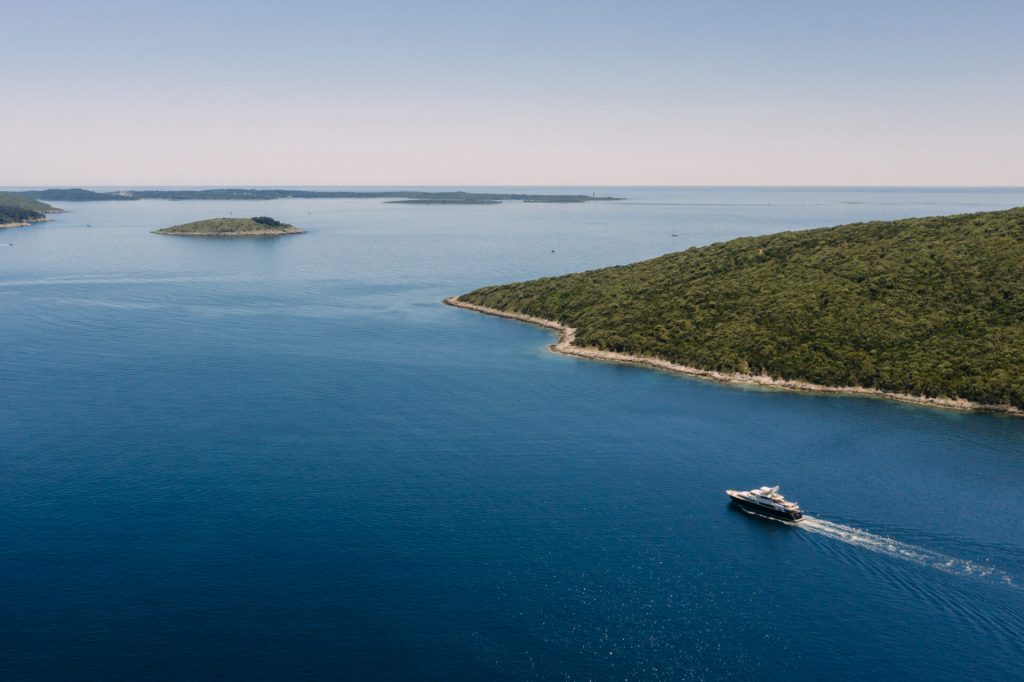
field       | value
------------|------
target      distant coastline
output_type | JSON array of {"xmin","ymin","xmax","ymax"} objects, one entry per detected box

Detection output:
[
  {"xmin": 444, "ymin": 296, "xmax": 1024, "ymax": 417},
  {"xmin": 385, "ymin": 198, "xmax": 502, "ymax": 205},
  {"xmin": 17, "ymin": 188, "xmax": 623, "ymax": 204}
]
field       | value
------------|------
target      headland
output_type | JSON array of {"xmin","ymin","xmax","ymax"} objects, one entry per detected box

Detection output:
[{"xmin": 450, "ymin": 207, "xmax": 1024, "ymax": 416}]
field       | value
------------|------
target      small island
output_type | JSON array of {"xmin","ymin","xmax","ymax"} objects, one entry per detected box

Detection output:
[
  {"xmin": 0, "ymin": 192, "xmax": 62, "ymax": 228},
  {"xmin": 450, "ymin": 207, "xmax": 1024, "ymax": 415},
  {"xmin": 153, "ymin": 216, "xmax": 303, "ymax": 237}
]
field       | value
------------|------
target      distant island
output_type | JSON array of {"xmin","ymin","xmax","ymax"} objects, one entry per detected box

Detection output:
[
  {"xmin": 18, "ymin": 188, "xmax": 621, "ymax": 204},
  {"xmin": 385, "ymin": 198, "xmax": 502, "ymax": 205},
  {"xmin": 449, "ymin": 208, "xmax": 1024, "ymax": 415},
  {"xmin": 0, "ymin": 192, "xmax": 62, "ymax": 228},
  {"xmin": 153, "ymin": 216, "xmax": 303, "ymax": 236}
]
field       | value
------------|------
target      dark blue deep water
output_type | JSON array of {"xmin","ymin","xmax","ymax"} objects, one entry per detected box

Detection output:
[{"xmin": 2, "ymin": 188, "xmax": 1024, "ymax": 680}]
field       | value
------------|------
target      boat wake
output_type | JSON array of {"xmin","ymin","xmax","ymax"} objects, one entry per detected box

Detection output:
[{"xmin": 800, "ymin": 516, "xmax": 1017, "ymax": 588}]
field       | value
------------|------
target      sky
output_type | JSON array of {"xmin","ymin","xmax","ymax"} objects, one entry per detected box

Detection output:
[{"xmin": 2, "ymin": 0, "xmax": 1022, "ymax": 186}]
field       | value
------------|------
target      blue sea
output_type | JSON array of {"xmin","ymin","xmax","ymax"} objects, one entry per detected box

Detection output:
[{"xmin": 2, "ymin": 187, "xmax": 1024, "ymax": 680}]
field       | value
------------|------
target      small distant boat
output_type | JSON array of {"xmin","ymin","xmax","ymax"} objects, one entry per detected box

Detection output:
[{"xmin": 726, "ymin": 485, "xmax": 804, "ymax": 522}]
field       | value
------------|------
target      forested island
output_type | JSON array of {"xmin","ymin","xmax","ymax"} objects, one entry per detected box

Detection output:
[
  {"xmin": 153, "ymin": 217, "xmax": 303, "ymax": 236},
  {"xmin": 0, "ymin": 192, "xmax": 62, "ymax": 227},
  {"xmin": 452, "ymin": 208, "xmax": 1024, "ymax": 413},
  {"xmin": 18, "ymin": 188, "xmax": 620, "ymax": 203}
]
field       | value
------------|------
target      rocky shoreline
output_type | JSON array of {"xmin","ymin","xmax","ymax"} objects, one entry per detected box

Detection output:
[
  {"xmin": 0, "ymin": 218, "xmax": 48, "ymax": 229},
  {"xmin": 444, "ymin": 296, "xmax": 1023, "ymax": 418}
]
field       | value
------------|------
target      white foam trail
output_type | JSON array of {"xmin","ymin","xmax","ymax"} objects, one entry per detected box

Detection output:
[{"xmin": 800, "ymin": 516, "xmax": 1017, "ymax": 587}]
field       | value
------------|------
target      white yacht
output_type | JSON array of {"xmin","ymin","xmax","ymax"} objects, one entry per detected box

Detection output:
[{"xmin": 726, "ymin": 486, "xmax": 804, "ymax": 522}]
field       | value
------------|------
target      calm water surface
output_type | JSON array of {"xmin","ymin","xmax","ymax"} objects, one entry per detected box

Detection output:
[{"xmin": 2, "ymin": 188, "xmax": 1024, "ymax": 680}]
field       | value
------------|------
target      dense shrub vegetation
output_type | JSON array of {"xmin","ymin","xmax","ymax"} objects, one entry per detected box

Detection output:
[
  {"xmin": 462, "ymin": 208, "xmax": 1024, "ymax": 408},
  {"xmin": 0, "ymin": 192, "xmax": 57, "ymax": 224},
  {"xmin": 0, "ymin": 205, "xmax": 43, "ymax": 224},
  {"xmin": 153, "ymin": 217, "xmax": 301, "ymax": 235}
]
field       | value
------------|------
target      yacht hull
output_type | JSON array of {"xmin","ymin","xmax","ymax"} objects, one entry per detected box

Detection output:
[{"xmin": 727, "ymin": 491, "xmax": 804, "ymax": 522}]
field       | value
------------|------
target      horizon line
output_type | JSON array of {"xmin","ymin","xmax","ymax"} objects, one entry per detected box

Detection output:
[{"xmin": 5, "ymin": 184, "xmax": 1024, "ymax": 190}]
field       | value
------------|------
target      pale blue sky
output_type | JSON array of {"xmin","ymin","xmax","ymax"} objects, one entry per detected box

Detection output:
[{"xmin": 3, "ymin": 1, "xmax": 1022, "ymax": 185}]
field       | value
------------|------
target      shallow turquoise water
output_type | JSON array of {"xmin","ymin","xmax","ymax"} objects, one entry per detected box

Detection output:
[{"xmin": 2, "ymin": 188, "xmax": 1023, "ymax": 680}]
